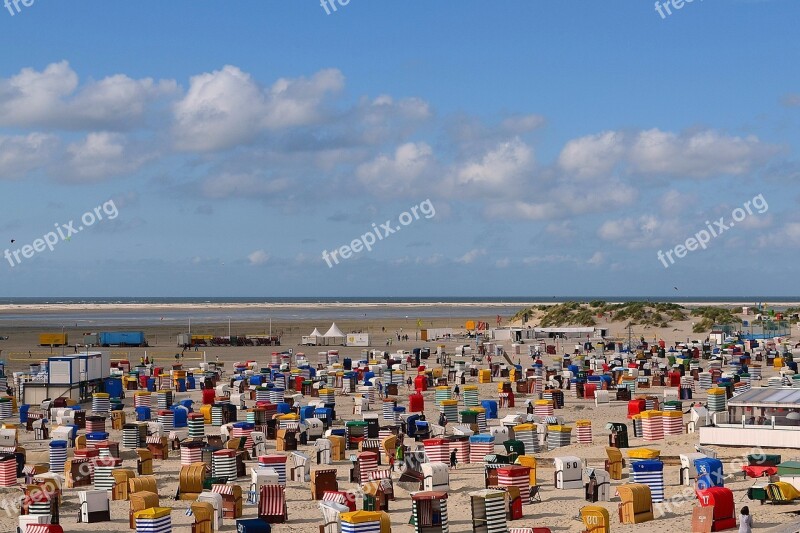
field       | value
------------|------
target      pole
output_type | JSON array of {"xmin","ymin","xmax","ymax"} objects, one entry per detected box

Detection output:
[{"xmin": 228, "ymin": 317, "xmax": 231, "ymax": 340}]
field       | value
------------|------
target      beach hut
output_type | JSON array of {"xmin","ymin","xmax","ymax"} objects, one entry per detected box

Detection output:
[
  {"xmin": 422, "ymin": 462, "xmax": 450, "ymax": 492},
  {"xmin": 133, "ymin": 507, "xmax": 171, "ymax": 533},
  {"xmin": 631, "ymin": 459, "xmax": 664, "ymax": 503},
  {"xmin": 177, "ymin": 463, "xmax": 206, "ymax": 501},
  {"xmin": 640, "ymin": 411, "xmax": 664, "ymax": 441},
  {"xmin": 469, "ymin": 435, "xmax": 495, "ymax": 464},
  {"xmin": 696, "ymin": 457, "xmax": 724, "ymax": 490},
  {"xmin": 512, "ymin": 424, "xmax": 540, "ymax": 454},
  {"xmin": 584, "ymin": 468, "xmax": 611, "ymax": 502},
  {"xmin": 546, "ymin": 425, "xmax": 572, "ymax": 450},
  {"xmin": 258, "ymin": 455, "xmax": 288, "ymax": 485},
  {"xmin": 580, "ymin": 505, "xmax": 610, "ymax": 533},
  {"xmin": 515, "ymin": 455, "xmax": 538, "ymax": 487},
  {"xmin": 554, "ymin": 456, "xmax": 583, "ymax": 489},
  {"xmin": 606, "ymin": 422, "xmax": 629, "ymax": 449},
  {"xmin": 316, "ymin": 438, "xmax": 333, "ymax": 465},
  {"xmin": 604, "ymin": 447, "xmax": 625, "ymax": 480},
  {"xmin": 190, "ymin": 501, "xmax": 215, "ymax": 533},
  {"xmin": 195, "ymin": 491, "xmax": 223, "ymax": 530},
  {"xmin": 423, "ymin": 439, "xmax": 449, "ymax": 463},
  {"xmin": 352, "ymin": 451, "xmax": 379, "ymax": 484},
  {"xmin": 696, "ymin": 487, "xmax": 737, "ymax": 531},
  {"xmin": 411, "ymin": 491, "xmax": 449, "ymax": 533},
  {"xmin": 319, "ymin": 501, "xmax": 350, "ymax": 533},
  {"xmin": 111, "ymin": 469, "xmax": 135, "ymax": 501},
  {"xmin": 289, "ymin": 451, "xmax": 311, "ymax": 482},
  {"xmin": 679, "ymin": 452, "xmax": 706, "ymax": 486},
  {"xmin": 469, "ymin": 489, "xmax": 507, "ymax": 533},
  {"xmin": 258, "ymin": 485, "xmax": 288, "ymax": 524},
  {"xmin": 212, "ymin": 483, "xmax": 244, "ymax": 519},
  {"xmin": 340, "ymin": 510, "xmax": 384, "ymax": 533},
  {"xmin": 311, "ymin": 468, "xmax": 339, "ymax": 500},
  {"xmin": 497, "ymin": 465, "xmax": 531, "ymax": 503},
  {"xmin": 249, "ymin": 467, "xmax": 280, "ymax": 504},
  {"xmin": 617, "ymin": 483, "xmax": 653, "ymax": 524}
]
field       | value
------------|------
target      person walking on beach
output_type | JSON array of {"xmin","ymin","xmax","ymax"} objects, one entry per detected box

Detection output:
[
  {"xmin": 406, "ymin": 376, "xmax": 412, "ymax": 390},
  {"xmin": 449, "ymin": 448, "xmax": 458, "ymax": 469},
  {"xmin": 739, "ymin": 506, "xmax": 753, "ymax": 533},
  {"xmin": 454, "ymin": 384, "xmax": 460, "ymax": 400}
]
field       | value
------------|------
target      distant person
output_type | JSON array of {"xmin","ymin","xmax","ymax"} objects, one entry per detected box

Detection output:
[
  {"xmin": 406, "ymin": 376, "xmax": 412, "ymax": 390},
  {"xmin": 449, "ymin": 448, "xmax": 458, "ymax": 469},
  {"xmin": 739, "ymin": 506, "xmax": 753, "ymax": 533},
  {"xmin": 453, "ymin": 384, "xmax": 460, "ymax": 400}
]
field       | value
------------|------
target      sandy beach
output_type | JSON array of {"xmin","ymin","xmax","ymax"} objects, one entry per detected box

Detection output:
[{"xmin": 0, "ymin": 303, "xmax": 798, "ymax": 532}]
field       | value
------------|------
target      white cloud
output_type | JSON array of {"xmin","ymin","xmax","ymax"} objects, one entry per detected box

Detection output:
[
  {"xmin": 587, "ymin": 251, "xmax": 604, "ymax": 266},
  {"xmin": 173, "ymin": 66, "xmax": 343, "ymax": 151},
  {"xmin": 0, "ymin": 133, "xmax": 58, "ymax": 179},
  {"xmin": 455, "ymin": 248, "xmax": 486, "ymax": 264},
  {"xmin": 558, "ymin": 131, "xmax": 624, "ymax": 180},
  {"xmin": 454, "ymin": 138, "xmax": 533, "ymax": 190},
  {"xmin": 248, "ymin": 250, "xmax": 270, "ymax": 265},
  {"xmin": 629, "ymin": 129, "xmax": 776, "ymax": 178},
  {"xmin": 0, "ymin": 61, "xmax": 176, "ymax": 130},
  {"xmin": 64, "ymin": 132, "xmax": 147, "ymax": 182},
  {"xmin": 356, "ymin": 142, "xmax": 435, "ymax": 195}
]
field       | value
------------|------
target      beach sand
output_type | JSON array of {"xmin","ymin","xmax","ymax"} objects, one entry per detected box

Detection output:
[{"xmin": 0, "ymin": 306, "xmax": 798, "ymax": 532}]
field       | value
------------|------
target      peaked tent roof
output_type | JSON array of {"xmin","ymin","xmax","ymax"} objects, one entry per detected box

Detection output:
[
  {"xmin": 324, "ymin": 322, "xmax": 345, "ymax": 338},
  {"xmin": 310, "ymin": 328, "xmax": 322, "ymax": 337}
]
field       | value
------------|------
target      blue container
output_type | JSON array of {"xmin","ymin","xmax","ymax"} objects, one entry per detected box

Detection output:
[
  {"xmin": 135, "ymin": 406, "xmax": 151, "ymax": 421},
  {"xmin": 86, "ymin": 431, "xmax": 109, "ymax": 441},
  {"xmin": 481, "ymin": 400, "xmax": 498, "ymax": 419},
  {"xmin": 187, "ymin": 375, "xmax": 196, "ymax": 389},
  {"xmin": 98, "ymin": 331, "xmax": 146, "ymax": 346},
  {"xmin": 177, "ymin": 378, "xmax": 186, "ymax": 392},
  {"xmin": 276, "ymin": 402, "xmax": 291, "ymax": 414},
  {"xmin": 249, "ymin": 376, "xmax": 263, "ymax": 386},
  {"xmin": 19, "ymin": 404, "xmax": 30, "ymax": 424},
  {"xmin": 146, "ymin": 378, "xmax": 156, "ymax": 392},
  {"xmin": 104, "ymin": 377, "xmax": 123, "ymax": 398},
  {"xmin": 236, "ymin": 518, "xmax": 272, "ymax": 533}
]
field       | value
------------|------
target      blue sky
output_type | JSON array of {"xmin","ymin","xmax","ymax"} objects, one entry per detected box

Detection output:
[{"xmin": 1, "ymin": 0, "xmax": 799, "ymax": 297}]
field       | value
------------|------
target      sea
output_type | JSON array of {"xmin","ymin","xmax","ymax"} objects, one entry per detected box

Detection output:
[{"xmin": 0, "ymin": 296, "xmax": 795, "ymax": 327}]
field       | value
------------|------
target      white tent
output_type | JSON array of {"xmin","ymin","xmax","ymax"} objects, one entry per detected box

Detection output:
[
  {"xmin": 302, "ymin": 328, "xmax": 324, "ymax": 346},
  {"xmin": 323, "ymin": 323, "xmax": 345, "ymax": 345}
]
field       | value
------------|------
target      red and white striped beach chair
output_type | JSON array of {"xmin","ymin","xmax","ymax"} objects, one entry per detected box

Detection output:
[{"xmin": 258, "ymin": 484, "xmax": 287, "ymax": 524}]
